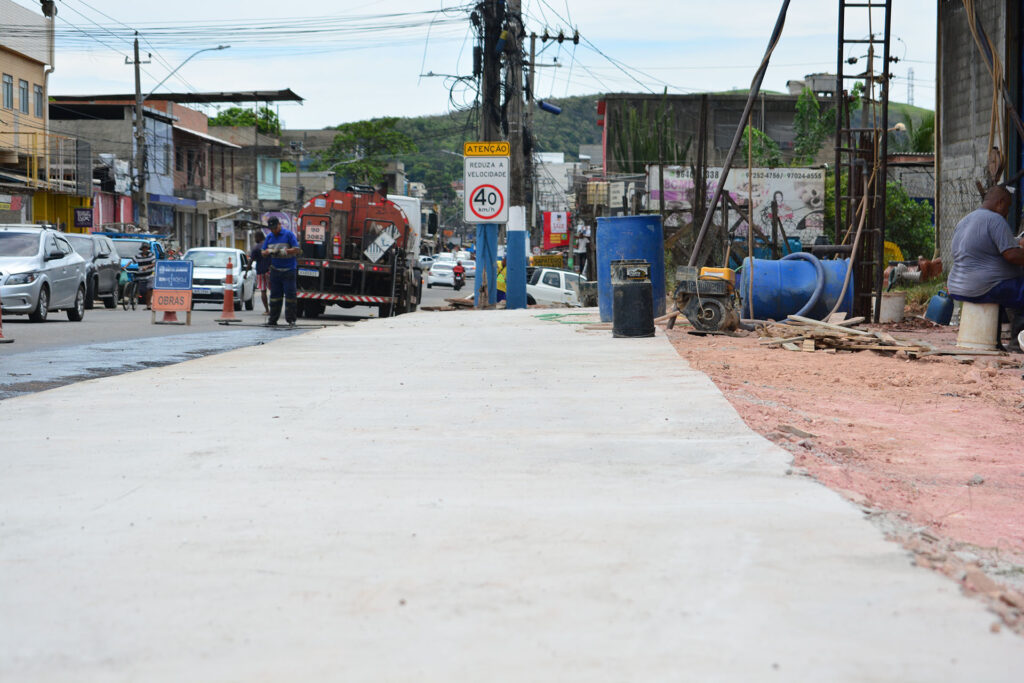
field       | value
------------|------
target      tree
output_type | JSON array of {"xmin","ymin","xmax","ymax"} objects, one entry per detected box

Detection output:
[
  {"xmin": 738, "ymin": 125, "xmax": 782, "ymax": 167},
  {"xmin": 208, "ymin": 106, "xmax": 281, "ymax": 136},
  {"xmin": 313, "ymin": 117, "xmax": 418, "ymax": 185},
  {"xmin": 608, "ymin": 90, "xmax": 690, "ymax": 174},
  {"xmin": 792, "ymin": 87, "xmax": 836, "ymax": 166},
  {"xmin": 824, "ymin": 169, "xmax": 934, "ymax": 257},
  {"xmin": 889, "ymin": 112, "xmax": 934, "ymax": 154},
  {"xmin": 884, "ymin": 180, "xmax": 934, "ymax": 258}
]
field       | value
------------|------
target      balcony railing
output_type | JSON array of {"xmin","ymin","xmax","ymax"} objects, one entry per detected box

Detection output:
[{"xmin": 0, "ymin": 131, "xmax": 90, "ymax": 195}]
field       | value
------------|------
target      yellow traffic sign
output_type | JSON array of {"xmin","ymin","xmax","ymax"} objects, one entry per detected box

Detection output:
[{"xmin": 464, "ymin": 141, "xmax": 510, "ymax": 157}]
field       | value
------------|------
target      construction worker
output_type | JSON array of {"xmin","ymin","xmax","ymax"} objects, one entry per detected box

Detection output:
[
  {"xmin": 496, "ymin": 257, "xmax": 508, "ymax": 302},
  {"xmin": 260, "ymin": 217, "xmax": 301, "ymax": 326}
]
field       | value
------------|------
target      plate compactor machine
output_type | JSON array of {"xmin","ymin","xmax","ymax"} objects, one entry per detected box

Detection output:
[{"xmin": 672, "ymin": 266, "xmax": 742, "ymax": 333}]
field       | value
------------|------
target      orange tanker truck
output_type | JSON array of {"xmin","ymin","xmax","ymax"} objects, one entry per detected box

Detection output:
[{"xmin": 294, "ymin": 186, "xmax": 421, "ymax": 318}]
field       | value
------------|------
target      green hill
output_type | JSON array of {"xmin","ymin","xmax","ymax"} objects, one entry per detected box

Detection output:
[{"xmin": 385, "ymin": 94, "xmax": 601, "ymax": 202}]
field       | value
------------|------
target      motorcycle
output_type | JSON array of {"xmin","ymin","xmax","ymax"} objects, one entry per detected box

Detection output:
[{"xmin": 453, "ymin": 271, "xmax": 465, "ymax": 291}]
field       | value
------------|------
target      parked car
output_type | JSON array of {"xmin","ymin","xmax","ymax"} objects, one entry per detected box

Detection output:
[
  {"xmin": 181, "ymin": 247, "xmax": 255, "ymax": 310},
  {"xmin": 461, "ymin": 259, "xmax": 477, "ymax": 278},
  {"xmin": 65, "ymin": 233, "xmax": 120, "ymax": 309},
  {"xmin": 526, "ymin": 267, "xmax": 582, "ymax": 306},
  {"xmin": 417, "ymin": 254, "xmax": 435, "ymax": 270},
  {"xmin": 425, "ymin": 262, "xmax": 455, "ymax": 288},
  {"xmin": 0, "ymin": 225, "xmax": 88, "ymax": 322}
]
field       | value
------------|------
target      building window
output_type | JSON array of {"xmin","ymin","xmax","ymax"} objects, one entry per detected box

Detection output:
[
  {"xmin": 18, "ymin": 80, "xmax": 28, "ymax": 114},
  {"xmin": 2, "ymin": 75, "xmax": 12, "ymax": 109},
  {"xmin": 33, "ymin": 84, "xmax": 43, "ymax": 117},
  {"xmin": 175, "ymin": 148, "xmax": 184, "ymax": 172}
]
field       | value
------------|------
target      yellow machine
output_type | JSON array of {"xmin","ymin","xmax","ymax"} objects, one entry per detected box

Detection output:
[{"xmin": 672, "ymin": 266, "xmax": 741, "ymax": 332}]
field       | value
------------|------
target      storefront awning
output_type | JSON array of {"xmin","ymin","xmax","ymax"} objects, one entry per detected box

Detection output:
[
  {"xmin": 173, "ymin": 125, "xmax": 241, "ymax": 148},
  {"xmin": 148, "ymin": 194, "xmax": 197, "ymax": 208}
]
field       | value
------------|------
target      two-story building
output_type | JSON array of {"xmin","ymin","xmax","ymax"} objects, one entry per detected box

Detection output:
[
  {"xmin": 49, "ymin": 97, "xmax": 186, "ymax": 238},
  {"xmin": 1, "ymin": 0, "xmax": 90, "ymax": 228}
]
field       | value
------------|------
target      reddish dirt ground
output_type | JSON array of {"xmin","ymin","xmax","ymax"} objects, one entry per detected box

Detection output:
[{"xmin": 664, "ymin": 318, "xmax": 1024, "ymax": 631}]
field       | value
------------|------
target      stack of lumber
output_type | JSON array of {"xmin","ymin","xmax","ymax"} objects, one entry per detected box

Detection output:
[{"xmin": 758, "ymin": 315, "xmax": 935, "ymax": 356}]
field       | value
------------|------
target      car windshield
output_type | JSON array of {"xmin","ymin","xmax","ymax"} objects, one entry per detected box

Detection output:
[
  {"xmin": 113, "ymin": 240, "xmax": 147, "ymax": 259},
  {"xmin": 0, "ymin": 233, "xmax": 40, "ymax": 257},
  {"xmin": 184, "ymin": 251, "xmax": 234, "ymax": 268},
  {"xmin": 66, "ymin": 235, "xmax": 93, "ymax": 256}
]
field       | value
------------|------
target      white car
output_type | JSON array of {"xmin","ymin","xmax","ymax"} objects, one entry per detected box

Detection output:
[
  {"xmin": 526, "ymin": 267, "xmax": 582, "ymax": 306},
  {"xmin": 182, "ymin": 247, "xmax": 256, "ymax": 311},
  {"xmin": 461, "ymin": 260, "xmax": 476, "ymax": 278},
  {"xmin": 434, "ymin": 252, "xmax": 456, "ymax": 264},
  {"xmin": 425, "ymin": 262, "xmax": 455, "ymax": 288},
  {"xmin": 417, "ymin": 255, "xmax": 435, "ymax": 269}
]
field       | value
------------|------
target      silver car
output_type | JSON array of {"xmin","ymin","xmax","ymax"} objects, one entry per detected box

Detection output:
[
  {"xmin": 0, "ymin": 225, "xmax": 88, "ymax": 322},
  {"xmin": 182, "ymin": 247, "xmax": 256, "ymax": 311}
]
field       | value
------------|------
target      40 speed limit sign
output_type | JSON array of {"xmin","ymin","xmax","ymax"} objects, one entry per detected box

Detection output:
[{"xmin": 463, "ymin": 155, "xmax": 509, "ymax": 223}]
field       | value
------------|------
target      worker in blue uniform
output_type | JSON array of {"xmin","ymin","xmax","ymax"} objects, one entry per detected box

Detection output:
[{"xmin": 260, "ymin": 216, "xmax": 301, "ymax": 326}]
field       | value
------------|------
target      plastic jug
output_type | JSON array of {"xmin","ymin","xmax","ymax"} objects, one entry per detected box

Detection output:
[{"xmin": 925, "ymin": 290, "xmax": 954, "ymax": 325}]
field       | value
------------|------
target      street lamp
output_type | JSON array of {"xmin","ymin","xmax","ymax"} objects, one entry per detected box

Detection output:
[
  {"xmin": 145, "ymin": 45, "xmax": 230, "ymax": 101},
  {"xmin": 134, "ymin": 44, "xmax": 230, "ymax": 231}
]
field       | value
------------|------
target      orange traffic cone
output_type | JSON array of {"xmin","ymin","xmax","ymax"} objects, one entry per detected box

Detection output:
[
  {"xmin": 0, "ymin": 301, "xmax": 13, "ymax": 344},
  {"xmin": 161, "ymin": 309, "xmax": 179, "ymax": 323},
  {"xmin": 216, "ymin": 257, "xmax": 239, "ymax": 322}
]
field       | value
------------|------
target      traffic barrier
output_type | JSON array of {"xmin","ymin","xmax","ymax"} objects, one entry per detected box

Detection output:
[
  {"xmin": 0, "ymin": 301, "xmax": 13, "ymax": 344},
  {"xmin": 216, "ymin": 257, "xmax": 239, "ymax": 322}
]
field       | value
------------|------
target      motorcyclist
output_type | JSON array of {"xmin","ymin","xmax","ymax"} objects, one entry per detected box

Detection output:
[{"xmin": 452, "ymin": 260, "xmax": 466, "ymax": 290}]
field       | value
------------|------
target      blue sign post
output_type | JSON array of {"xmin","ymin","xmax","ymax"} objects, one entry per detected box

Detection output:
[
  {"xmin": 154, "ymin": 260, "xmax": 193, "ymax": 290},
  {"xmin": 152, "ymin": 260, "xmax": 193, "ymax": 325}
]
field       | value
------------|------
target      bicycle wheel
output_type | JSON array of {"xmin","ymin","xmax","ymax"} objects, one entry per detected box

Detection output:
[{"xmin": 122, "ymin": 281, "xmax": 137, "ymax": 311}]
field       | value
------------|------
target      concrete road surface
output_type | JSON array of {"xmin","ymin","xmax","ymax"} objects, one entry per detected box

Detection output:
[{"xmin": 1, "ymin": 309, "xmax": 1021, "ymax": 681}]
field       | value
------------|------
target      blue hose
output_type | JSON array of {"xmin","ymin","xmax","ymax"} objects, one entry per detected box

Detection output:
[{"xmin": 781, "ymin": 252, "xmax": 825, "ymax": 319}]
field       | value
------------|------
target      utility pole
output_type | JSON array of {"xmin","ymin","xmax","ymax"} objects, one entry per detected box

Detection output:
[
  {"xmin": 526, "ymin": 33, "xmax": 537, "ymax": 242},
  {"xmin": 474, "ymin": 0, "xmax": 505, "ymax": 309},
  {"xmin": 479, "ymin": 0, "xmax": 503, "ymax": 142},
  {"xmin": 129, "ymin": 35, "xmax": 151, "ymax": 231},
  {"xmin": 507, "ymin": 0, "xmax": 525, "ymax": 206},
  {"xmin": 290, "ymin": 141, "xmax": 306, "ymax": 207}
]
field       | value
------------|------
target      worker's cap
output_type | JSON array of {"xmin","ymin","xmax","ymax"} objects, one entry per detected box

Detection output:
[
  {"xmin": 140, "ymin": 243, "xmax": 151, "ymax": 251},
  {"xmin": 267, "ymin": 217, "xmax": 280, "ymax": 228}
]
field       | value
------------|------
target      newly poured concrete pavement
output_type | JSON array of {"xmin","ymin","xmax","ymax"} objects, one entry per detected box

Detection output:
[{"xmin": 2, "ymin": 310, "xmax": 1021, "ymax": 680}]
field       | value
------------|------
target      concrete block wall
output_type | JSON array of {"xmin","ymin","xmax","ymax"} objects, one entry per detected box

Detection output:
[{"xmin": 937, "ymin": 0, "xmax": 1008, "ymax": 264}]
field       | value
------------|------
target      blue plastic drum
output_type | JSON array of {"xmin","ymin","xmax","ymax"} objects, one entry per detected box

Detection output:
[
  {"xmin": 596, "ymin": 216, "xmax": 666, "ymax": 322},
  {"xmin": 738, "ymin": 256, "xmax": 854, "ymax": 320}
]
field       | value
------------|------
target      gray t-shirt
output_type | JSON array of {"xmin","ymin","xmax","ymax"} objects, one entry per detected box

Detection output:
[{"xmin": 946, "ymin": 208, "xmax": 1023, "ymax": 297}]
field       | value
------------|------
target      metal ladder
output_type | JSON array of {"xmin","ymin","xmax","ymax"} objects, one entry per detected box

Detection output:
[{"xmin": 834, "ymin": 0, "xmax": 892, "ymax": 321}]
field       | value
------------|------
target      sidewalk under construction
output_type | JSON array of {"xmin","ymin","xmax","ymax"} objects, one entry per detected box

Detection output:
[{"xmin": 1, "ymin": 310, "xmax": 1022, "ymax": 680}]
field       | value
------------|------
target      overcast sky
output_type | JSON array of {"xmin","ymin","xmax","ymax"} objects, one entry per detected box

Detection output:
[{"xmin": 16, "ymin": 0, "xmax": 937, "ymax": 130}]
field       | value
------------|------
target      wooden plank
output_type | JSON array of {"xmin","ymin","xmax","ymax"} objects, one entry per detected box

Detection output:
[
  {"xmin": 802, "ymin": 339, "xmax": 816, "ymax": 352},
  {"xmin": 782, "ymin": 342, "xmax": 801, "ymax": 351},
  {"xmin": 760, "ymin": 335, "xmax": 807, "ymax": 346},
  {"xmin": 787, "ymin": 314, "xmax": 874, "ymax": 336}
]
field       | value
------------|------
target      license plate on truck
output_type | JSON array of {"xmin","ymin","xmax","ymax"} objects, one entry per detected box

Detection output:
[{"xmin": 298, "ymin": 269, "xmax": 318, "ymax": 277}]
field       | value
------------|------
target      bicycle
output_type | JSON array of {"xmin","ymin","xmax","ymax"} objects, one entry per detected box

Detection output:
[{"xmin": 120, "ymin": 267, "xmax": 138, "ymax": 311}]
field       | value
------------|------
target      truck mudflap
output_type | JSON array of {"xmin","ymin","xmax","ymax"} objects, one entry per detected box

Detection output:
[{"xmin": 297, "ymin": 291, "xmax": 393, "ymax": 304}]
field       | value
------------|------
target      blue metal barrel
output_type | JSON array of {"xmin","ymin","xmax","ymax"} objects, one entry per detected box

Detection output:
[
  {"xmin": 596, "ymin": 216, "xmax": 666, "ymax": 322},
  {"xmin": 738, "ymin": 256, "xmax": 854, "ymax": 320}
]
